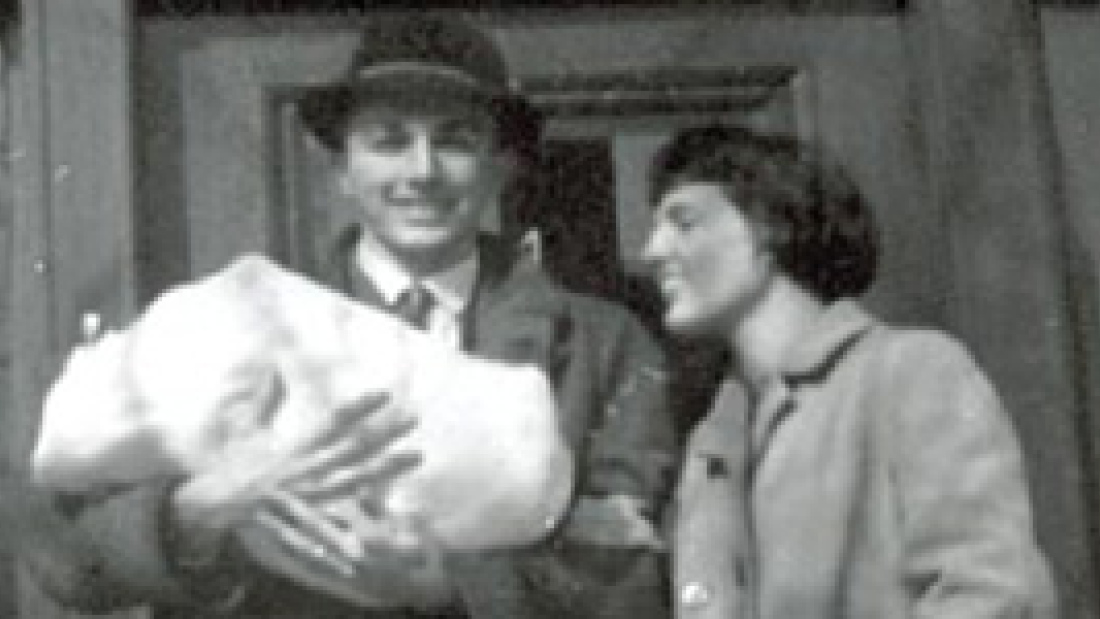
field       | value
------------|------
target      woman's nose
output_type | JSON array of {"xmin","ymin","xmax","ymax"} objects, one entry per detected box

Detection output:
[{"xmin": 640, "ymin": 226, "xmax": 668, "ymax": 267}]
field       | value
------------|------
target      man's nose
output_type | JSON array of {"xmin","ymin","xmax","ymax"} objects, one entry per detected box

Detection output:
[{"xmin": 406, "ymin": 135, "xmax": 440, "ymax": 180}]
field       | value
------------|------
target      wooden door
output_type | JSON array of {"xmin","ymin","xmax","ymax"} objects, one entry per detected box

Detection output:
[{"xmin": 4, "ymin": 1, "xmax": 141, "ymax": 617}]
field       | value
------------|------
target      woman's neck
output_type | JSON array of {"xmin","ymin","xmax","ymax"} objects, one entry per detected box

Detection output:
[{"xmin": 729, "ymin": 279, "xmax": 826, "ymax": 392}]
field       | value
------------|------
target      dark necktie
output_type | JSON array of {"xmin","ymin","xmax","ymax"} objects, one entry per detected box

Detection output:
[{"xmin": 391, "ymin": 282, "xmax": 436, "ymax": 331}]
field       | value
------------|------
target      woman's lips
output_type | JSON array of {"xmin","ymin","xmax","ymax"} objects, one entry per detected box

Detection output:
[{"xmin": 657, "ymin": 274, "xmax": 684, "ymax": 300}]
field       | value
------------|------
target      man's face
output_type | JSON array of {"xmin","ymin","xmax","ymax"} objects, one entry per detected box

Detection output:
[{"xmin": 338, "ymin": 102, "xmax": 507, "ymax": 272}]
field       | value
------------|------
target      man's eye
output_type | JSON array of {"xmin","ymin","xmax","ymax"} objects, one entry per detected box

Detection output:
[
  {"xmin": 435, "ymin": 129, "xmax": 486, "ymax": 151},
  {"xmin": 373, "ymin": 135, "xmax": 410, "ymax": 150},
  {"xmin": 357, "ymin": 126, "xmax": 410, "ymax": 150}
]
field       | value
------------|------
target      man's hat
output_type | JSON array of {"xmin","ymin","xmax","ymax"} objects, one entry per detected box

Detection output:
[{"xmin": 299, "ymin": 15, "xmax": 541, "ymax": 156}]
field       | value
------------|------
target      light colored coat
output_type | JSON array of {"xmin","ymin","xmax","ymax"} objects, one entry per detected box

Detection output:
[{"xmin": 672, "ymin": 300, "xmax": 1056, "ymax": 619}]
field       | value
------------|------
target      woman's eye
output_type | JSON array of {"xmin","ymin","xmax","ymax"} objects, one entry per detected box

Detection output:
[
  {"xmin": 660, "ymin": 203, "xmax": 705, "ymax": 233},
  {"xmin": 671, "ymin": 212, "xmax": 702, "ymax": 232}
]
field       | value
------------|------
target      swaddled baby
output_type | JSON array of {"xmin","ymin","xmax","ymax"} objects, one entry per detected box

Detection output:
[{"xmin": 32, "ymin": 254, "xmax": 574, "ymax": 607}]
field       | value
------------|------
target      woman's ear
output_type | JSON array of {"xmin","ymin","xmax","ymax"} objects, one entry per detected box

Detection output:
[{"xmin": 749, "ymin": 221, "xmax": 779, "ymax": 266}]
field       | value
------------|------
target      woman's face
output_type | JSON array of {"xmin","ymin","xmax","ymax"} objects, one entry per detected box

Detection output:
[{"xmin": 642, "ymin": 182, "xmax": 775, "ymax": 336}]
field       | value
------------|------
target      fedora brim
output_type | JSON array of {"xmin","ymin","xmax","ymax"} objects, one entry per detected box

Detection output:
[{"xmin": 299, "ymin": 71, "xmax": 539, "ymax": 153}]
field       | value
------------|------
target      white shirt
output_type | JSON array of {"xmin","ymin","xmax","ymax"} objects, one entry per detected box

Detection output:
[{"xmin": 354, "ymin": 240, "xmax": 478, "ymax": 349}]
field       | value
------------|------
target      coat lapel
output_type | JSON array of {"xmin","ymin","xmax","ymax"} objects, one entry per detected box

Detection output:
[
  {"xmin": 750, "ymin": 300, "xmax": 876, "ymax": 461},
  {"xmin": 311, "ymin": 225, "xmax": 386, "ymax": 310},
  {"xmin": 316, "ymin": 228, "xmax": 565, "ymax": 363}
]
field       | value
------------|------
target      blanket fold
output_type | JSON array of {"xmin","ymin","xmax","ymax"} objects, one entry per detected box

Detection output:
[{"xmin": 33, "ymin": 254, "xmax": 574, "ymax": 607}]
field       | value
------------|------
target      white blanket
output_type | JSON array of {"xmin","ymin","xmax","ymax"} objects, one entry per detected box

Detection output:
[{"xmin": 32, "ymin": 255, "xmax": 574, "ymax": 607}]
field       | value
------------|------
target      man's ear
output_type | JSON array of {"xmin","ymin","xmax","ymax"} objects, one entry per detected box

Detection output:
[
  {"xmin": 490, "ymin": 148, "xmax": 520, "ymax": 187},
  {"xmin": 326, "ymin": 144, "xmax": 351, "ymax": 195},
  {"xmin": 336, "ymin": 168, "xmax": 352, "ymax": 196}
]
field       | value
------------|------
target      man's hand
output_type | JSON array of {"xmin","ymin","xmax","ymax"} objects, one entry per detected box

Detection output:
[
  {"xmin": 168, "ymin": 384, "xmax": 420, "ymax": 567},
  {"xmin": 562, "ymin": 495, "xmax": 665, "ymax": 550},
  {"xmin": 237, "ymin": 490, "xmax": 451, "ymax": 609}
]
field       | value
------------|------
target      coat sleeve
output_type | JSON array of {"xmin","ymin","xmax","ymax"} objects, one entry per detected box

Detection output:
[
  {"xmin": 26, "ymin": 479, "xmax": 254, "ymax": 614},
  {"xmin": 576, "ymin": 300, "xmax": 678, "ymax": 509},
  {"xmin": 881, "ymin": 331, "xmax": 1057, "ymax": 619},
  {"xmin": 499, "ymin": 299, "xmax": 678, "ymax": 619},
  {"xmin": 28, "ymin": 479, "xmax": 196, "ymax": 611}
]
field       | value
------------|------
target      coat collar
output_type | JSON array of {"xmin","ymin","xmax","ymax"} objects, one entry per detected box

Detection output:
[
  {"xmin": 351, "ymin": 234, "xmax": 478, "ymax": 315},
  {"xmin": 690, "ymin": 378, "xmax": 751, "ymax": 458},
  {"xmin": 778, "ymin": 298, "xmax": 876, "ymax": 383},
  {"xmin": 316, "ymin": 225, "xmax": 518, "ymax": 302},
  {"xmin": 747, "ymin": 299, "xmax": 876, "ymax": 459},
  {"xmin": 316, "ymin": 226, "xmax": 570, "ymax": 370},
  {"xmin": 691, "ymin": 301, "xmax": 877, "ymax": 469}
]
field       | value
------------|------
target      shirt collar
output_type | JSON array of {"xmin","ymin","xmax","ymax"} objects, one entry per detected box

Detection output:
[
  {"xmin": 779, "ymin": 298, "xmax": 876, "ymax": 381},
  {"xmin": 354, "ymin": 238, "xmax": 479, "ymax": 314}
]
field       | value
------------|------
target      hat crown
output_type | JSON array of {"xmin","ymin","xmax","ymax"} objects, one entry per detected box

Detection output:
[
  {"xmin": 346, "ymin": 15, "xmax": 509, "ymax": 93},
  {"xmin": 299, "ymin": 15, "xmax": 541, "ymax": 154}
]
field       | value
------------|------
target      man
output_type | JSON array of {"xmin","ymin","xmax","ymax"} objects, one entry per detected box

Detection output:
[{"xmin": 30, "ymin": 14, "xmax": 676, "ymax": 619}]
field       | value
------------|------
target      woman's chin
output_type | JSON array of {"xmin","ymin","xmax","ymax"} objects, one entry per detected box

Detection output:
[{"xmin": 663, "ymin": 305, "xmax": 729, "ymax": 339}]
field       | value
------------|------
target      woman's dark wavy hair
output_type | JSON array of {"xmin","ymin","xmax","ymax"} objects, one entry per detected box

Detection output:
[{"xmin": 649, "ymin": 124, "xmax": 879, "ymax": 302}]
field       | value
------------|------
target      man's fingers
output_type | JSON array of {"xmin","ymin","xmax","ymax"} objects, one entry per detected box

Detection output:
[
  {"xmin": 332, "ymin": 412, "xmax": 417, "ymax": 467},
  {"xmin": 361, "ymin": 410, "xmax": 418, "ymax": 447},
  {"xmin": 285, "ymin": 406, "xmax": 418, "ymax": 487},
  {"xmin": 253, "ymin": 507, "xmax": 357, "ymax": 576},
  {"xmin": 261, "ymin": 490, "xmax": 362, "ymax": 561},
  {"xmin": 251, "ymin": 369, "xmax": 285, "ymax": 428},
  {"xmin": 255, "ymin": 493, "xmax": 435, "ymax": 588},
  {"xmin": 339, "ymin": 509, "xmax": 431, "ymax": 570},
  {"xmin": 287, "ymin": 450, "xmax": 421, "ymax": 502},
  {"xmin": 302, "ymin": 392, "xmax": 393, "ymax": 451}
]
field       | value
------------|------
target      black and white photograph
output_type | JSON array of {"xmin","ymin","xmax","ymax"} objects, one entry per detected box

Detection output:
[{"xmin": 0, "ymin": 1, "xmax": 1097, "ymax": 617}]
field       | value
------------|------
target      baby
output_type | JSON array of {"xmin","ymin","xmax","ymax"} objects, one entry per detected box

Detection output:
[{"xmin": 33, "ymin": 254, "xmax": 574, "ymax": 607}]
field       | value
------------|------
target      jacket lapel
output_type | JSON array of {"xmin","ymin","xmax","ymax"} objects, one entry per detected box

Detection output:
[
  {"xmin": 750, "ymin": 301, "xmax": 876, "ymax": 460},
  {"xmin": 311, "ymin": 225, "xmax": 386, "ymax": 310},
  {"xmin": 316, "ymin": 228, "xmax": 545, "ymax": 356}
]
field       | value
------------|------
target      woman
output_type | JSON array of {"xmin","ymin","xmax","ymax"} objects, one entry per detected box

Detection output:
[{"xmin": 642, "ymin": 125, "xmax": 1056, "ymax": 618}]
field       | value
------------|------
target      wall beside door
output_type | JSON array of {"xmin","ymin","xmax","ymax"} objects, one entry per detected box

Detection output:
[{"xmin": 1042, "ymin": 6, "xmax": 1100, "ymax": 606}]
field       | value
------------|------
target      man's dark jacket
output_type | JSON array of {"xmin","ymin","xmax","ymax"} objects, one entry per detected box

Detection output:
[{"xmin": 28, "ymin": 234, "xmax": 678, "ymax": 619}]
